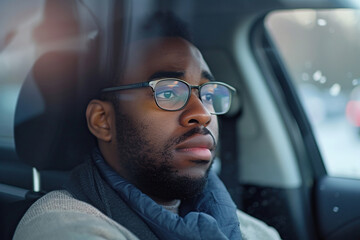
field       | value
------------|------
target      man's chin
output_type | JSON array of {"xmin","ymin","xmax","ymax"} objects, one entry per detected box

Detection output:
[
  {"xmin": 172, "ymin": 174, "xmax": 208, "ymax": 200},
  {"xmin": 138, "ymin": 172, "xmax": 209, "ymax": 201},
  {"xmin": 176, "ymin": 167, "xmax": 210, "ymax": 180}
]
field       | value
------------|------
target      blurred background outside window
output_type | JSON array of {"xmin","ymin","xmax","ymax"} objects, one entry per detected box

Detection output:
[{"xmin": 266, "ymin": 9, "xmax": 360, "ymax": 179}]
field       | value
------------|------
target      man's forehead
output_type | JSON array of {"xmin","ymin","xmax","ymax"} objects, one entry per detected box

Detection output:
[
  {"xmin": 124, "ymin": 37, "xmax": 210, "ymax": 80},
  {"xmin": 128, "ymin": 37, "xmax": 196, "ymax": 54}
]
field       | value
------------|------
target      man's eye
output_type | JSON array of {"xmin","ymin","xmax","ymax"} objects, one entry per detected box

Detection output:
[
  {"xmin": 202, "ymin": 93, "xmax": 214, "ymax": 102},
  {"xmin": 156, "ymin": 90, "xmax": 176, "ymax": 100}
]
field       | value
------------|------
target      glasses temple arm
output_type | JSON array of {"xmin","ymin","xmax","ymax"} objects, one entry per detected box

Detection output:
[{"xmin": 101, "ymin": 82, "xmax": 150, "ymax": 93}]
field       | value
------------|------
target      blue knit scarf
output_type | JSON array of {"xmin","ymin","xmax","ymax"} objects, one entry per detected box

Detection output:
[{"xmin": 93, "ymin": 149, "xmax": 242, "ymax": 240}]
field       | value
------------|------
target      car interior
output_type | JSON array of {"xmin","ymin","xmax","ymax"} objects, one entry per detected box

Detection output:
[{"xmin": 1, "ymin": 0, "xmax": 360, "ymax": 240}]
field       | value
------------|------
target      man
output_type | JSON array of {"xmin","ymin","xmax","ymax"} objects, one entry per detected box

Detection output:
[{"xmin": 14, "ymin": 13, "xmax": 281, "ymax": 240}]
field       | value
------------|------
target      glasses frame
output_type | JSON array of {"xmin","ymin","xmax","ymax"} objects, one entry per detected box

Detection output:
[{"xmin": 101, "ymin": 78, "xmax": 236, "ymax": 115}]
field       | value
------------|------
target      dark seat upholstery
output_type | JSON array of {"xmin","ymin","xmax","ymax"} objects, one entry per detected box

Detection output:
[{"xmin": 0, "ymin": 193, "xmax": 44, "ymax": 240}]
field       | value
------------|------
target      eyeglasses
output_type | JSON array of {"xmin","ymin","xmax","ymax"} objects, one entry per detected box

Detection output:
[{"xmin": 101, "ymin": 78, "xmax": 236, "ymax": 115}]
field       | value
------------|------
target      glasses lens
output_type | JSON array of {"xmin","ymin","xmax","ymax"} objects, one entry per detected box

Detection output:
[
  {"xmin": 154, "ymin": 80, "xmax": 189, "ymax": 110},
  {"xmin": 200, "ymin": 83, "xmax": 231, "ymax": 114}
]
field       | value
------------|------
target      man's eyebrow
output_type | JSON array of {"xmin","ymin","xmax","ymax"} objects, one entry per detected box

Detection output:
[
  {"xmin": 148, "ymin": 71, "xmax": 185, "ymax": 80},
  {"xmin": 202, "ymin": 71, "xmax": 215, "ymax": 82}
]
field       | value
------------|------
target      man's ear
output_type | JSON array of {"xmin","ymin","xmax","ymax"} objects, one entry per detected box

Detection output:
[{"xmin": 86, "ymin": 99, "xmax": 114, "ymax": 142}]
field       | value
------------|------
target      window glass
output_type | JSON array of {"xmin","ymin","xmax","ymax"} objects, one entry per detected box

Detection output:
[
  {"xmin": 0, "ymin": 1, "xmax": 45, "ymax": 149},
  {"xmin": 0, "ymin": 0, "xmax": 110, "ymax": 151},
  {"xmin": 266, "ymin": 9, "xmax": 360, "ymax": 178}
]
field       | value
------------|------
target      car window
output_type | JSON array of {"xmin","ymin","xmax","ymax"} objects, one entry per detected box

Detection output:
[
  {"xmin": 1, "ymin": 1, "xmax": 50, "ymax": 155},
  {"xmin": 265, "ymin": 9, "xmax": 360, "ymax": 179}
]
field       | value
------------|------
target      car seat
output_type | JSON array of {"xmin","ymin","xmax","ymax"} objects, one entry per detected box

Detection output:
[{"xmin": 0, "ymin": 0, "xmax": 103, "ymax": 239}]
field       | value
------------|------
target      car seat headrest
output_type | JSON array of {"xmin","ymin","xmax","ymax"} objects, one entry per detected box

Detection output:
[{"xmin": 14, "ymin": 51, "xmax": 96, "ymax": 171}]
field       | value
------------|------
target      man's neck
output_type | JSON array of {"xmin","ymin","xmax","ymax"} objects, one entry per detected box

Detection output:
[
  {"xmin": 149, "ymin": 195, "xmax": 179, "ymax": 206},
  {"xmin": 159, "ymin": 199, "xmax": 181, "ymax": 214}
]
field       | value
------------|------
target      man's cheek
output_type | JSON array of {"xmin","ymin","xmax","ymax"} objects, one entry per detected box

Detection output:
[{"xmin": 209, "ymin": 117, "xmax": 219, "ymax": 141}]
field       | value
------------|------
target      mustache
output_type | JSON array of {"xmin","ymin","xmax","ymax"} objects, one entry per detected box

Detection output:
[{"xmin": 171, "ymin": 127, "xmax": 217, "ymax": 148}]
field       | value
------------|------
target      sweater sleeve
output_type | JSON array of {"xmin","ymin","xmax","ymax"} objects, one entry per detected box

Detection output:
[
  {"xmin": 13, "ymin": 190, "xmax": 139, "ymax": 240},
  {"xmin": 237, "ymin": 210, "xmax": 282, "ymax": 240}
]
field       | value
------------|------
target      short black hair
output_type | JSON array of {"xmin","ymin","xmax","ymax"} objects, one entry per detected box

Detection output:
[
  {"xmin": 100, "ymin": 11, "xmax": 192, "ymax": 103},
  {"xmin": 132, "ymin": 11, "xmax": 192, "ymax": 43}
]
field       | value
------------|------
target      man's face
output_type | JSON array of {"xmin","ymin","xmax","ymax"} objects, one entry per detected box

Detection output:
[{"xmin": 111, "ymin": 37, "xmax": 218, "ymax": 201}]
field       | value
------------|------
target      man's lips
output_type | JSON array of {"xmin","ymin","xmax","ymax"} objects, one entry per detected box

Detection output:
[{"xmin": 175, "ymin": 135, "xmax": 215, "ymax": 161}]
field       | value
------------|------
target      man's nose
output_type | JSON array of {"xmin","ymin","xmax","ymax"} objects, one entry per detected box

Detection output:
[{"xmin": 179, "ymin": 91, "xmax": 212, "ymax": 127}]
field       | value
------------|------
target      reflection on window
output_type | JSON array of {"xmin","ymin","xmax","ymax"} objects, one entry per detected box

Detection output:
[
  {"xmin": 0, "ymin": 2, "xmax": 45, "ymax": 148},
  {"xmin": 266, "ymin": 9, "xmax": 360, "ymax": 179}
]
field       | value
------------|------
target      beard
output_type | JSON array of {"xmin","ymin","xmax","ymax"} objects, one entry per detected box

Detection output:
[{"xmin": 114, "ymin": 110, "xmax": 213, "ymax": 201}]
